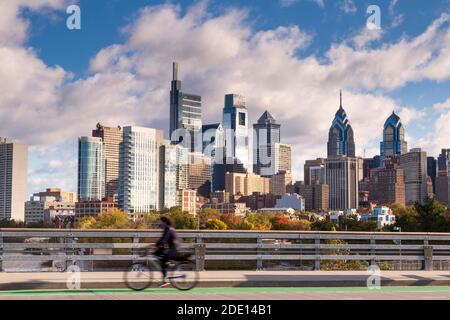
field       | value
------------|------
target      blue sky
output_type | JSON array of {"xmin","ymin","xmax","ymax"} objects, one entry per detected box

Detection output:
[{"xmin": 2, "ymin": 0, "xmax": 450, "ymax": 195}]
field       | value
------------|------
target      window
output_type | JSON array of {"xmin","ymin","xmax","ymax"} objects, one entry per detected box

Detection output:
[{"xmin": 239, "ymin": 112, "xmax": 246, "ymax": 126}]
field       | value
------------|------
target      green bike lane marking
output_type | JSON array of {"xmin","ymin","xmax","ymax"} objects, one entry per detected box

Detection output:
[{"xmin": 2, "ymin": 286, "xmax": 450, "ymax": 296}]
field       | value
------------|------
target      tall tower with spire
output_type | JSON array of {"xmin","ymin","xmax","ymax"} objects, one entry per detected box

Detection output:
[
  {"xmin": 253, "ymin": 110, "xmax": 281, "ymax": 175},
  {"xmin": 327, "ymin": 91, "xmax": 356, "ymax": 157},
  {"xmin": 169, "ymin": 62, "xmax": 202, "ymax": 152},
  {"xmin": 380, "ymin": 111, "xmax": 407, "ymax": 157}
]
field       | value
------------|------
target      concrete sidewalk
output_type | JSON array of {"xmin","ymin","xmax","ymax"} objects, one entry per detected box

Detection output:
[{"xmin": 2, "ymin": 271, "xmax": 450, "ymax": 290}]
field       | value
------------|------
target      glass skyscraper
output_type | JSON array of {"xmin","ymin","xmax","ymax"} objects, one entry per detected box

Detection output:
[
  {"xmin": 253, "ymin": 110, "xmax": 281, "ymax": 176},
  {"xmin": 77, "ymin": 136, "xmax": 105, "ymax": 201},
  {"xmin": 222, "ymin": 94, "xmax": 249, "ymax": 171},
  {"xmin": 380, "ymin": 111, "xmax": 408, "ymax": 157},
  {"xmin": 170, "ymin": 62, "xmax": 202, "ymax": 152},
  {"xmin": 327, "ymin": 91, "xmax": 355, "ymax": 158}
]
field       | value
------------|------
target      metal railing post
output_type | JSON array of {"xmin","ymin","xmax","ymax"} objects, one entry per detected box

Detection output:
[
  {"xmin": 256, "ymin": 237, "xmax": 263, "ymax": 270},
  {"xmin": 424, "ymin": 245, "xmax": 433, "ymax": 271},
  {"xmin": 195, "ymin": 235, "xmax": 205, "ymax": 271},
  {"xmin": 370, "ymin": 238, "xmax": 376, "ymax": 266},
  {"xmin": 314, "ymin": 238, "xmax": 321, "ymax": 270},
  {"xmin": 0, "ymin": 232, "xmax": 3, "ymax": 272}
]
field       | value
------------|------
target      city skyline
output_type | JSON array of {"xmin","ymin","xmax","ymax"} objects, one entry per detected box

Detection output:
[{"xmin": 1, "ymin": 1, "xmax": 450, "ymax": 195}]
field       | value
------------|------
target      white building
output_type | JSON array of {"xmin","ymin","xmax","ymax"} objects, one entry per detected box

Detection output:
[
  {"xmin": 361, "ymin": 206, "xmax": 396, "ymax": 229},
  {"xmin": 0, "ymin": 138, "xmax": 28, "ymax": 221},
  {"xmin": 275, "ymin": 193, "xmax": 305, "ymax": 211},
  {"xmin": 118, "ymin": 126, "xmax": 164, "ymax": 216}
]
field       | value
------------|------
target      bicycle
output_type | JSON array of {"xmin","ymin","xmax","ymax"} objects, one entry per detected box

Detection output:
[{"xmin": 124, "ymin": 250, "xmax": 199, "ymax": 291}]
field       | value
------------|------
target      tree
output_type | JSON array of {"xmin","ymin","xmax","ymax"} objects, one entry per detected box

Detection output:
[
  {"xmin": 339, "ymin": 215, "xmax": 377, "ymax": 232},
  {"xmin": 311, "ymin": 219, "xmax": 336, "ymax": 231},
  {"xmin": 0, "ymin": 219, "xmax": 25, "ymax": 228},
  {"xmin": 167, "ymin": 208, "xmax": 197, "ymax": 229},
  {"xmin": 198, "ymin": 208, "xmax": 221, "ymax": 229},
  {"xmin": 415, "ymin": 198, "xmax": 450, "ymax": 232},
  {"xmin": 75, "ymin": 216, "xmax": 97, "ymax": 229},
  {"xmin": 272, "ymin": 215, "xmax": 291, "ymax": 230},
  {"xmin": 220, "ymin": 214, "xmax": 243, "ymax": 230},
  {"xmin": 205, "ymin": 218, "xmax": 228, "ymax": 230},
  {"xmin": 95, "ymin": 209, "xmax": 131, "ymax": 229},
  {"xmin": 288, "ymin": 219, "xmax": 311, "ymax": 231},
  {"xmin": 244, "ymin": 213, "xmax": 272, "ymax": 230}
]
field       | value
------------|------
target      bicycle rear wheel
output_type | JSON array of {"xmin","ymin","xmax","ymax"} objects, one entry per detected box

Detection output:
[
  {"xmin": 124, "ymin": 263, "xmax": 153, "ymax": 291},
  {"xmin": 168, "ymin": 261, "xmax": 199, "ymax": 291}
]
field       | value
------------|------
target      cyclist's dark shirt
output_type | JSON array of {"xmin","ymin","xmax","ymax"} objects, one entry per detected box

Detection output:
[{"xmin": 156, "ymin": 226, "xmax": 178, "ymax": 249}]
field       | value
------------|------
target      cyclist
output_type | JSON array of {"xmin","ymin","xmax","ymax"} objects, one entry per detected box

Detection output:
[{"xmin": 154, "ymin": 216, "xmax": 179, "ymax": 287}]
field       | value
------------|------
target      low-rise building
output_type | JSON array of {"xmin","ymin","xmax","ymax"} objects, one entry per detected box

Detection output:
[
  {"xmin": 360, "ymin": 206, "xmax": 396, "ymax": 229},
  {"xmin": 75, "ymin": 198, "xmax": 117, "ymax": 221},
  {"xmin": 179, "ymin": 189, "xmax": 197, "ymax": 215},
  {"xmin": 25, "ymin": 188, "xmax": 76, "ymax": 225},
  {"xmin": 275, "ymin": 193, "xmax": 305, "ymax": 211},
  {"xmin": 202, "ymin": 202, "xmax": 248, "ymax": 216}
]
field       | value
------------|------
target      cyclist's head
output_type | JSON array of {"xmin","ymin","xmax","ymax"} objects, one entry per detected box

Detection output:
[{"xmin": 160, "ymin": 216, "xmax": 174, "ymax": 227}]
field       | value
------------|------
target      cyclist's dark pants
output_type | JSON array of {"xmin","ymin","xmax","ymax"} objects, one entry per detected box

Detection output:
[{"xmin": 154, "ymin": 247, "xmax": 176, "ymax": 278}]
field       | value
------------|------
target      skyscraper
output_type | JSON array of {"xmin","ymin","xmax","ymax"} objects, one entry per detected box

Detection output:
[
  {"xmin": 77, "ymin": 136, "xmax": 105, "ymax": 201},
  {"xmin": 325, "ymin": 156, "xmax": 362, "ymax": 210},
  {"xmin": 436, "ymin": 149, "xmax": 450, "ymax": 205},
  {"xmin": 160, "ymin": 142, "xmax": 189, "ymax": 210},
  {"xmin": 380, "ymin": 111, "xmax": 408, "ymax": 157},
  {"xmin": 0, "ymin": 138, "xmax": 28, "ymax": 221},
  {"xmin": 362, "ymin": 157, "xmax": 406, "ymax": 206},
  {"xmin": 222, "ymin": 94, "xmax": 249, "ymax": 171},
  {"xmin": 327, "ymin": 91, "xmax": 355, "ymax": 157},
  {"xmin": 253, "ymin": 111, "xmax": 281, "ymax": 176},
  {"xmin": 399, "ymin": 148, "xmax": 428, "ymax": 205},
  {"xmin": 169, "ymin": 62, "xmax": 202, "ymax": 152},
  {"xmin": 118, "ymin": 126, "xmax": 164, "ymax": 215},
  {"xmin": 304, "ymin": 158, "xmax": 326, "ymax": 185},
  {"xmin": 92, "ymin": 123, "xmax": 122, "ymax": 198},
  {"xmin": 427, "ymin": 156, "xmax": 437, "ymax": 194}
]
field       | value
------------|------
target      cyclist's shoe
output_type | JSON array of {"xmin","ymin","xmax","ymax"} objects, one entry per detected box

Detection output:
[{"xmin": 159, "ymin": 281, "xmax": 171, "ymax": 288}]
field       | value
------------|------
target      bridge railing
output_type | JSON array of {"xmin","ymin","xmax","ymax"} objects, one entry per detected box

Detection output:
[{"xmin": 0, "ymin": 229, "xmax": 449, "ymax": 271}]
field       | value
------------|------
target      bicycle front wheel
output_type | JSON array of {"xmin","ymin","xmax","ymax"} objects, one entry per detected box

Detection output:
[
  {"xmin": 124, "ymin": 263, "xmax": 153, "ymax": 291},
  {"xmin": 169, "ymin": 261, "xmax": 199, "ymax": 291}
]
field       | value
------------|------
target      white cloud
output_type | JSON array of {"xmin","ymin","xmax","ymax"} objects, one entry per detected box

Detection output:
[
  {"xmin": 339, "ymin": 0, "xmax": 357, "ymax": 14},
  {"xmin": 2, "ymin": 1, "xmax": 450, "ymax": 193},
  {"xmin": 279, "ymin": 0, "xmax": 324, "ymax": 8}
]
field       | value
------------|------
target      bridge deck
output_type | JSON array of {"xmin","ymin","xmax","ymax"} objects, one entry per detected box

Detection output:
[{"xmin": 2, "ymin": 270, "xmax": 450, "ymax": 291}]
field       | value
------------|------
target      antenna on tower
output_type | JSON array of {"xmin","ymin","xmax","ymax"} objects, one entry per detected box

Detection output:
[{"xmin": 340, "ymin": 89, "xmax": 343, "ymax": 107}]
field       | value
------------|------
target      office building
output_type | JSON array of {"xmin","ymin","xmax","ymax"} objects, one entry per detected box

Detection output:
[
  {"xmin": 304, "ymin": 158, "xmax": 326, "ymax": 185},
  {"xmin": 253, "ymin": 111, "xmax": 281, "ymax": 176},
  {"xmin": 222, "ymin": 94, "xmax": 249, "ymax": 171},
  {"xmin": 235, "ymin": 192, "xmax": 278, "ymax": 211},
  {"xmin": 187, "ymin": 152, "xmax": 212, "ymax": 198},
  {"xmin": 399, "ymin": 148, "xmax": 428, "ymax": 205},
  {"xmin": 436, "ymin": 149, "xmax": 450, "ymax": 205},
  {"xmin": 211, "ymin": 157, "xmax": 246, "ymax": 192},
  {"xmin": 271, "ymin": 171, "xmax": 293, "ymax": 196},
  {"xmin": 118, "ymin": 126, "xmax": 164, "ymax": 215},
  {"xmin": 160, "ymin": 142, "xmax": 188, "ymax": 210},
  {"xmin": 179, "ymin": 189, "xmax": 197, "ymax": 215},
  {"xmin": 92, "ymin": 123, "xmax": 122, "ymax": 198},
  {"xmin": 427, "ymin": 156, "xmax": 437, "ymax": 195},
  {"xmin": 225, "ymin": 172, "xmax": 271, "ymax": 196},
  {"xmin": 380, "ymin": 112, "xmax": 408, "ymax": 157},
  {"xmin": 202, "ymin": 123, "xmax": 225, "ymax": 161},
  {"xmin": 75, "ymin": 198, "xmax": 117, "ymax": 221},
  {"xmin": 296, "ymin": 183, "xmax": 329, "ymax": 212},
  {"xmin": 327, "ymin": 92, "xmax": 356, "ymax": 157},
  {"xmin": 78, "ymin": 136, "xmax": 105, "ymax": 201},
  {"xmin": 325, "ymin": 156, "xmax": 362, "ymax": 210},
  {"xmin": 0, "ymin": 138, "xmax": 28, "ymax": 221},
  {"xmin": 362, "ymin": 158, "xmax": 406, "ymax": 206},
  {"xmin": 25, "ymin": 188, "xmax": 75, "ymax": 225},
  {"xmin": 170, "ymin": 62, "xmax": 202, "ymax": 152}
]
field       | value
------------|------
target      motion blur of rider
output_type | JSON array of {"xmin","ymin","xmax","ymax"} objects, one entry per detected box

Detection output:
[{"xmin": 154, "ymin": 216, "xmax": 179, "ymax": 288}]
